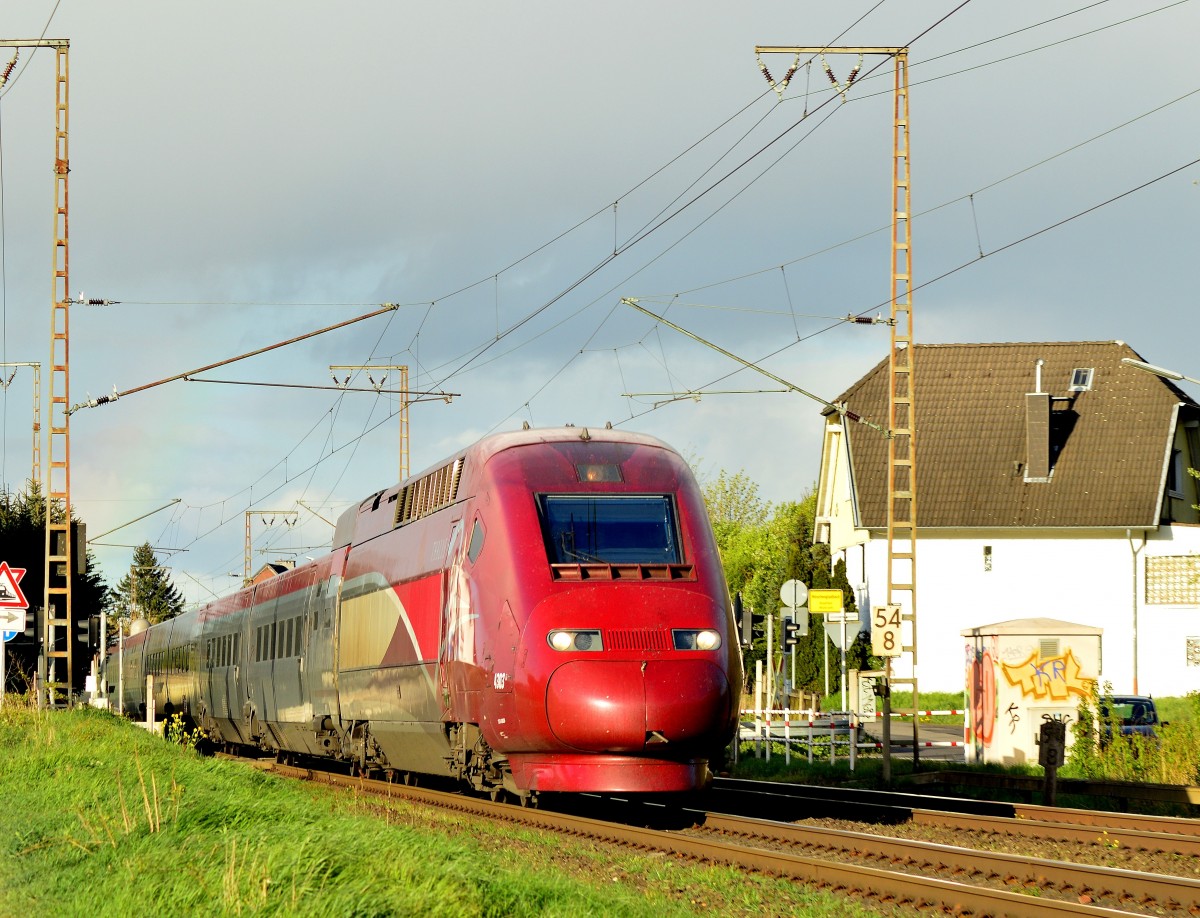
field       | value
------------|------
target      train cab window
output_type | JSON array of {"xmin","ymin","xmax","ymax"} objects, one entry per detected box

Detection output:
[
  {"xmin": 539, "ymin": 495, "xmax": 681, "ymax": 565},
  {"xmin": 467, "ymin": 518, "xmax": 485, "ymax": 564}
]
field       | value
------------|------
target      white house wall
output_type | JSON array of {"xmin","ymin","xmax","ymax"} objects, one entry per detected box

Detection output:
[
  {"xmin": 815, "ymin": 419, "xmax": 868, "ymax": 552},
  {"xmin": 840, "ymin": 526, "xmax": 1200, "ymax": 697}
]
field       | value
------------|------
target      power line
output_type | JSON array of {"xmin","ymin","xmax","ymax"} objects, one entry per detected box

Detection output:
[
  {"xmin": 67, "ymin": 302, "xmax": 403, "ymax": 414},
  {"xmin": 618, "ymin": 153, "xmax": 1200, "ymax": 425}
]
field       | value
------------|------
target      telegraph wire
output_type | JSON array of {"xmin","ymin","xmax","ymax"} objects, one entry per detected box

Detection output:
[
  {"xmin": 617, "ymin": 153, "xmax": 1200, "ymax": 425},
  {"xmin": 423, "ymin": 3, "xmax": 982, "ymax": 388},
  {"xmin": 652, "ymin": 82, "xmax": 1200, "ymax": 301},
  {"xmin": 98, "ymin": 0, "xmax": 1195, "ymax": 583},
  {"xmin": 67, "ymin": 302, "xmax": 404, "ymax": 414},
  {"xmin": 0, "ymin": 0, "xmax": 62, "ymax": 100},
  {"xmin": 830, "ymin": 0, "xmax": 1191, "ymax": 101}
]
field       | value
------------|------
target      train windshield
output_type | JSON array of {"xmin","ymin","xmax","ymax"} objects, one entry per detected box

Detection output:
[{"xmin": 539, "ymin": 495, "xmax": 681, "ymax": 565}]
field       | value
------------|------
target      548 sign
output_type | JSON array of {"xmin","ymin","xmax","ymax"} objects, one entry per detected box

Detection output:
[{"xmin": 871, "ymin": 604, "xmax": 903, "ymax": 657}]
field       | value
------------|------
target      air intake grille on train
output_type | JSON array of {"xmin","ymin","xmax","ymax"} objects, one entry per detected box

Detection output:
[{"xmin": 605, "ymin": 629, "xmax": 671, "ymax": 651}]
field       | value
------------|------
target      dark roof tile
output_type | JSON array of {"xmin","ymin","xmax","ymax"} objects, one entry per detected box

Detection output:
[{"xmin": 835, "ymin": 341, "xmax": 1197, "ymax": 529}]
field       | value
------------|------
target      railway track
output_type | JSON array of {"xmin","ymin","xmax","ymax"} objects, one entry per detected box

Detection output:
[
  {"xmin": 246, "ymin": 758, "xmax": 1200, "ymax": 916},
  {"xmin": 710, "ymin": 777, "xmax": 1200, "ymax": 855}
]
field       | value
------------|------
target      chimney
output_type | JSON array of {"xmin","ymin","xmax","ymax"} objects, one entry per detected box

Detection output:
[{"xmin": 1025, "ymin": 359, "xmax": 1050, "ymax": 481}]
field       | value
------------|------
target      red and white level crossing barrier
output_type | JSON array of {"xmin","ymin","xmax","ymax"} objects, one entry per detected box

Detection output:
[{"xmin": 873, "ymin": 710, "xmax": 965, "ymax": 717}]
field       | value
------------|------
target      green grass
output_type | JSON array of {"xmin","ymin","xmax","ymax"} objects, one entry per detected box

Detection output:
[{"xmin": 0, "ymin": 701, "xmax": 887, "ymax": 917}]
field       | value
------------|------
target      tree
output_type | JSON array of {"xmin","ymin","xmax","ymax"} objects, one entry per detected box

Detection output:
[
  {"xmin": 0, "ymin": 481, "xmax": 111, "ymax": 692},
  {"xmin": 700, "ymin": 467, "xmax": 880, "ymax": 701},
  {"xmin": 112, "ymin": 542, "xmax": 184, "ymax": 624},
  {"xmin": 703, "ymin": 469, "xmax": 770, "ymax": 531}
]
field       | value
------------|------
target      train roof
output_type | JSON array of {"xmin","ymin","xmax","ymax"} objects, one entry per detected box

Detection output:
[{"xmin": 332, "ymin": 426, "xmax": 678, "ymax": 549}]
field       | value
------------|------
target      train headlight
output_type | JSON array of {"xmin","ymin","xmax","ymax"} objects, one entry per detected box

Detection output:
[
  {"xmin": 672, "ymin": 629, "xmax": 722, "ymax": 651},
  {"xmin": 547, "ymin": 629, "xmax": 604, "ymax": 652}
]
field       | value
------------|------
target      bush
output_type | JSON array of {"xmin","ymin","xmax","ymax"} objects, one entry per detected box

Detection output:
[{"xmin": 1065, "ymin": 686, "xmax": 1200, "ymax": 785}]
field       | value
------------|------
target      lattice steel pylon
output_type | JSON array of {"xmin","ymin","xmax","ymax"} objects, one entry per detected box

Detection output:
[
  {"xmin": 755, "ymin": 45, "xmax": 919, "ymax": 763},
  {"xmin": 45, "ymin": 41, "xmax": 73, "ymax": 706},
  {"xmin": 885, "ymin": 51, "xmax": 920, "ymax": 761},
  {"xmin": 244, "ymin": 511, "xmax": 299, "ymax": 583},
  {"xmin": 330, "ymin": 364, "xmax": 410, "ymax": 481},
  {"xmin": 0, "ymin": 38, "xmax": 78, "ymax": 706},
  {"xmin": 0, "ymin": 362, "xmax": 42, "ymax": 489}
]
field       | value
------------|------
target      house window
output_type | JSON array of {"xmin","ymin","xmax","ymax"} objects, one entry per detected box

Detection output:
[
  {"xmin": 1145, "ymin": 555, "xmax": 1200, "ymax": 604},
  {"xmin": 1068, "ymin": 368, "xmax": 1094, "ymax": 391},
  {"xmin": 983, "ymin": 545, "xmax": 992, "ymax": 572},
  {"xmin": 1188, "ymin": 637, "xmax": 1200, "ymax": 667},
  {"xmin": 1167, "ymin": 449, "xmax": 1184, "ymax": 498}
]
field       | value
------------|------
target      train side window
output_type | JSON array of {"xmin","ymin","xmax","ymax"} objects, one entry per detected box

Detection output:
[
  {"xmin": 233, "ymin": 633, "xmax": 239, "ymax": 665},
  {"xmin": 285, "ymin": 619, "xmax": 293, "ymax": 658},
  {"xmin": 467, "ymin": 518, "xmax": 485, "ymax": 564},
  {"xmin": 271, "ymin": 622, "xmax": 278, "ymax": 660}
]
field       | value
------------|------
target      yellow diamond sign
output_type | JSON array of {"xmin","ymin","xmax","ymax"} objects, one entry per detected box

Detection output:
[{"xmin": 808, "ymin": 589, "xmax": 844, "ymax": 614}]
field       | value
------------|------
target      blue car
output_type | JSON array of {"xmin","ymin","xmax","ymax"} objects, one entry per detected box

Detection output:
[{"xmin": 1100, "ymin": 695, "xmax": 1165, "ymax": 741}]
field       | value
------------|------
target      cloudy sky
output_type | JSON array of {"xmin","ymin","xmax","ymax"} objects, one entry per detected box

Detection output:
[{"xmin": 1, "ymin": 1, "xmax": 1197, "ymax": 605}]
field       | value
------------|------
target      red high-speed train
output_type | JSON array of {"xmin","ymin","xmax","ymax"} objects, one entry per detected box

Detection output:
[{"xmin": 109, "ymin": 426, "xmax": 742, "ymax": 799}]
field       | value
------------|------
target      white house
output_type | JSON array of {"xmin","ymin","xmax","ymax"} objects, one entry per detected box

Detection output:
[{"xmin": 814, "ymin": 341, "xmax": 1200, "ymax": 698}]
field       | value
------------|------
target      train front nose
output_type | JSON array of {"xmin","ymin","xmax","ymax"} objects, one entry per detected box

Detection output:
[{"xmin": 545, "ymin": 660, "xmax": 731, "ymax": 753}]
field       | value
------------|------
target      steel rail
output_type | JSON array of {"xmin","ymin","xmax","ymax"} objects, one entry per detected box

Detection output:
[
  {"xmin": 712, "ymin": 779, "xmax": 1200, "ymax": 855},
  {"xmin": 1009, "ymin": 802, "xmax": 1200, "ymax": 838},
  {"xmin": 911, "ymin": 809, "xmax": 1200, "ymax": 857},
  {"xmin": 701, "ymin": 811, "xmax": 1200, "ymax": 913},
  {"xmin": 257, "ymin": 761, "xmax": 1147, "ymax": 917}
]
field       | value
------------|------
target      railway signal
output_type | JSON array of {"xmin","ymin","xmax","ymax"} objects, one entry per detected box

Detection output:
[
  {"xmin": 781, "ymin": 615, "xmax": 802, "ymax": 655},
  {"xmin": 736, "ymin": 593, "xmax": 765, "ymax": 648}
]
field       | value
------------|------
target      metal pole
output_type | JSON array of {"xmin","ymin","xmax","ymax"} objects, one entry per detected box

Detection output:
[
  {"xmin": 882, "ymin": 660, "xmax": 892, "ymax": 785},
  {"xmin": 823, "ymin": 626, "xmax": 829, "ymax": 698},
  {"xmin": 766, "ymin": 612, "xmax": 774, "ymax": 710},
  {"xmin": 98, "ymin": 609, "xmax": 107, "ymax": 704},
  {"xmin": 840, "ymin": 615, "xmax": 848, "ymax": 712}
]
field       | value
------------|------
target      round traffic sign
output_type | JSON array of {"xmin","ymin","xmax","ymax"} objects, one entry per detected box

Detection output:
[{"xmin": 779, "ymin": 579, "xmax": 808, "ymax": 608}]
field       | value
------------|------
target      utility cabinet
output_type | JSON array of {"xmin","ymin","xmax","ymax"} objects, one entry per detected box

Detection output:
[{"xmin": 961, "ymin": 617, "xmax": 1102, "ymax": 766}]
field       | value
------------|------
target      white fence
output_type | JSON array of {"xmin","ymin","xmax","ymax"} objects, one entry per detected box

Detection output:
[{"xmin": 737, "ymin": 707, "xmax": 965, "ymax": 770}]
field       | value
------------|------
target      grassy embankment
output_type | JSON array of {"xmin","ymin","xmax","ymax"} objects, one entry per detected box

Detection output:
[{"xmin": 0, "ymin": 700, "xmax": 886, "ymax": 918}]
